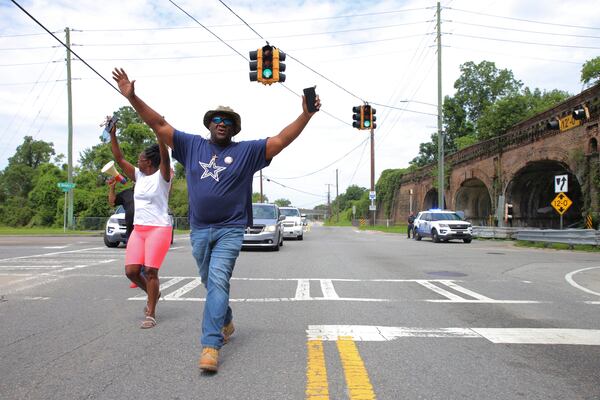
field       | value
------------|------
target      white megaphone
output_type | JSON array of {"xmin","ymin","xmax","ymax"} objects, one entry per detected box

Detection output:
[{"xmin": 101, "ymin": 160, "xmax": 127, "ymax": 184}]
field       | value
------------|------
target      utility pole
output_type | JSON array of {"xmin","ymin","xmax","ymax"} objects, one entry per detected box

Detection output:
[
  {"xmin": 325, "ymin": 184, "xmax": 332, "ymax": 221},
  {"xmin": 65, "ymin": 27, "xmax": 74, "ymax": 228},
  {"xmin": 370, "ymin": 125, "xmax": 375, "ymax": 225},
  {"xmin": 436, "ymin": 2, "xmax": 444, "ymax": 209},
  {"xmin": 335, "ymin": 169, "xmax": 339, "ymax": 223},
  {"xmin": 259, "ymin": 169, "xmax": 264, "ymax": 202}
]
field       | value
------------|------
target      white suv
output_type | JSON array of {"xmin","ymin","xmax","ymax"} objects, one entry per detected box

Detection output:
[
  {"xmin": 279, "ymin": 207, "xmax": 304, "ymax": 240},
  {"xmin": 413, "ymin": 210, "xmax": 472, "ymax": 243}
]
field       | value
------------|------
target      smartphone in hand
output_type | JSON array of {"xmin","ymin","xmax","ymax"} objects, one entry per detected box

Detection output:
[{"xmin": 303, "ymin": 86, "xmax": 318, "ymax": 113}]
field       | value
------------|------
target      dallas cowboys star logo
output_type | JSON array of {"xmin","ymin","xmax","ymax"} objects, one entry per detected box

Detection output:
[{"xmin": 199, "ymin": 157, "xmax": 227, "ymax": 182}]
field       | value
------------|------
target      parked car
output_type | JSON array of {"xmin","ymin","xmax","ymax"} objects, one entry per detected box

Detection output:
[
  {"xmin": 413, "ymin": 210, "xmax": 472, "ymax": 243},
  {"xmin": 279, "ymin": 206, "xmax": 304, "ymax": 240},
  {"xmin": 104, "ymin": 205, "xmax": 127, "ymax": 248},
  {"xmin": 104, "ymin": 206, "xmax": 175, "ymax": 248},
  {"xmin": 243, "ymin": 203, "xmax": 284, "ymax": 251}
]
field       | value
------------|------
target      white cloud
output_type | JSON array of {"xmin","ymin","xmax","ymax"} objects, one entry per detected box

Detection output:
[{"xmin": 1, "ymin": 0, "xmax": 599, "ymax": 208}]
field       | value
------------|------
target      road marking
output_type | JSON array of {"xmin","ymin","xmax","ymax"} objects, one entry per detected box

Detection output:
[
  {"xmin": 0, "ymin": 246, "xmax": 105, "ymax": 262},
  {"xmin": 42, "ymin": 246, "xmax": 68, "ymax": 249},
  {"xmin": 124, "ymin": 277, "xmax": 540, "ymax": 304},
  {"xmin": 296, "ymin": 279, "xmax": 311, "ymax": 300},
  {"xmin": 320, "ymin": 280, "xmax": 340, "ymax": 299},
  {"xmin": 0, "ymin": 265, "xmax": 63, "ymax": 269},
  {"xmin": 306, "ymin": 340, "xmax": 330, "ymax": 399},
  {"xmin": 337, "ymin": 337, "xmax": 376, "ymax": 400},
  {"xmin": 164, "ymin": 278, "xmax": 202, "ymax": 299},
  {"xmin": 307, "ymin": 325, "xmax": 600, "ymax": 345},
  {"xmin": 127, "ymin": 277, "xmax": 187, "ymax": 301},
  {"xmin": 565, "ymin": 266, "xmax": 600, "ymax": 297}
]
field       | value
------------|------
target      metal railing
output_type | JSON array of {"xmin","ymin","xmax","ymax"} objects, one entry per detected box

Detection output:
[{"xmin": 473, "ymin": 226, "xmax": 599, "ymax": 245}]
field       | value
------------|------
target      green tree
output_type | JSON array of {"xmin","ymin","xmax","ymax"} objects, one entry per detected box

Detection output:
[
  {"xmin": 274, "ymin": 198, "xmax": 291, "ymax": 207},
  {"xmin": 478, "ymin": 88, "xmax": 570, "ymax": 140},
  {"xmin": 581, "ymin": 56, "xmax": 600, "ymax": 88},
  {"xmin": 252, "ymin": 192, "xmax": 269, "ymax": 203},
  {"xmin": 28, "ymin": 163, "xmax": 65, "ymax": 226},
  {"xmin": 375, "ymin": 169, "xmax": 405, "ymax": 217}
]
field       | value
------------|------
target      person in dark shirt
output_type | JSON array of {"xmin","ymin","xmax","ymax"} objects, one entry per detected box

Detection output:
[
  {"xmin": 108, "ymin": 179, "xmax": 141, "ymax": 289},
  {"xmin": 407, "ymin": 212, "xmax": 416, "ymax": 239},
  {"xmin": 113, "ymin": 67, "xmax": 321, "ymax": 372},
  {"xmin": 108, "ymin": 183, "xmax": 135, "ymax": 240}
]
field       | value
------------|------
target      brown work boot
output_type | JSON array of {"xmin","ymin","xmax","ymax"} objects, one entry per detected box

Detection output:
[
  {"xmin": 222, "ymin": 321, "xmax": 235, "ymax": 344},
  {"xmin": 199, "ymin": 347, "xmax": 219, "ymax": 372}
]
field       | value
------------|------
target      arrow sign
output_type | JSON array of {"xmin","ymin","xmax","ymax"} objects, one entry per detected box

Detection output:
[{"xmin": 554, "ymin": 174, "xmax": 568, "ymax": 193}]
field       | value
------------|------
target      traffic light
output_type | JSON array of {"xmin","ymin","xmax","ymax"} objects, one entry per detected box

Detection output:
[
  {"xmin": 546, "ymin": 118, "xmax": 559, "ymax": 130},
  {"xmin": 352, "ymin": 105, "xmax": 377, "ymax": 130},
  {"xmin": 363, "ymin": 105, "xmax": 376, "ymax": 129},
  {"xmin": 249, "ymin": 45, "xmax": 286, "ymax": 85},
  {"xmin": 572, "ymin": 105, "xmax": 589, "ymax": 120},
  {"xmin": 352, "ymin": 106, "xmax": 363, "ymax": 129},
  {"xmin": 505, "ymin": 203, "xmax": 513, "ymax": 223}
]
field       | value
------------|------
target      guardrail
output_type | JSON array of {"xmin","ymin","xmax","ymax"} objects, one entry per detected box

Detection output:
[
  {"xmin": 515, "ymin": 229, "xmax": 600, "ymax": 246},
  {"xmin": 473, "ymin": 226, "xmax": 599, "ymax": 246}
]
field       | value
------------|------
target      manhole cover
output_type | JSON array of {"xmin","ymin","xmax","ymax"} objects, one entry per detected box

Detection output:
[{"xmin": 426, "ymin": 271, "xmax": 467, "ymax": 277}]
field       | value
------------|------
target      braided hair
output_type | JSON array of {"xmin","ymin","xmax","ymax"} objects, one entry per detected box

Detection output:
[{"xmin": 143, "ymin": 144, "xmax": 161, "ymax": 168}]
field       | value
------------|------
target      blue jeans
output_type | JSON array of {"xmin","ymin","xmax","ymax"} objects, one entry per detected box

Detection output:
[{"xmin": 190, "ymin": 226, "xmax": 244, "ymax": 349}]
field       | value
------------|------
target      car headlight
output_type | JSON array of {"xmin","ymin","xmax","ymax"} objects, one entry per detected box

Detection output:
[
  {"xmin": 265, "ymin": 225, "xmax": 276, "ymax": 232},
  {"xmin": 439, "ymin": 223, "xmax": 449, "ymax": 228},
  {"xmin": 109, "ymin": 217, "xmax": 119, "ymax": 224}
]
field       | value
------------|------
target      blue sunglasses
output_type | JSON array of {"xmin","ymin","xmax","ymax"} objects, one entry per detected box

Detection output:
[{"xmin": 211, "ymin": 116, "xmax": 234, "ymax": 126}]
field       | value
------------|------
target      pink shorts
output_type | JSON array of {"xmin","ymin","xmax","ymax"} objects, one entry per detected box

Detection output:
[{"xmin": 125, "ymin": 225, "xmax": 172, "ymax": 269}]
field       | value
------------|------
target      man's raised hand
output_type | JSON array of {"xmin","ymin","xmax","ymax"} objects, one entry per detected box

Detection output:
[{"xmin": 112, "ymin": 68, "xmax": 135, "ymax": 99}]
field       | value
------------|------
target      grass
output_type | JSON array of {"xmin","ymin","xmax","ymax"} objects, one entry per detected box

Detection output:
[{"xmin": 324, "ymin": 220, "xmax": 408, "ymax": 234}]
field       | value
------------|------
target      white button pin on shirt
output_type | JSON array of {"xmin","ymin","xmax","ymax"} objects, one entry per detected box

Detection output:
[{"xmin": 224, "ymin": 156, "xmax": 233, "ymax": 165}]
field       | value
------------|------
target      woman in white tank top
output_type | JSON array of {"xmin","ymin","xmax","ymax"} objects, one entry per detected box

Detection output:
[{"xmin": 108, "ymin": 123, "xmax": 172, "ymax": 329}]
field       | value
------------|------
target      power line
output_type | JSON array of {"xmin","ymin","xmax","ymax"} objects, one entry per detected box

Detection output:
[
  {"xmin": 8, "ymin": 0, "xmax": 121, "ymax": 94},
  {"xmin": 448, "ymin": 32, "xmax": 600, "ymax": 50},
  {"xmin": 446, "ymin": 19, "xmax": 600, "ymax": 39},
  {"xmin": 267, "ymin": 136, "xmax": 370, "ymax": 180},
  {"xmin": 76, "ymin": 6, "xmax": 432, "ymax": 32},
  {"xmin": 71, "ymin": 21, "xmax": 432, "ymax": 48},
  {"xmin": 213, "ymin": 0, "xmax": 365, "ymax": 102},
  {"xmin": 262, "ymin": 175, "xmax": 328, "ymax": 198},
  {"xmin": 167, "ymin": 0, "xmax": 249, "ymax": 61},
  {"xmin": 446, "ymin": 7, "xmax": 600, "ymax": 30},
  {"xmin": 369, "ymin": 102, "xmax": 438, "ymax": 116}
]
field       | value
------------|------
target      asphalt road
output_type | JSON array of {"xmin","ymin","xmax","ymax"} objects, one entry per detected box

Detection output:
[{"xmin": 0, "ymin": 226, "xmax": 599, "ymax": 400}]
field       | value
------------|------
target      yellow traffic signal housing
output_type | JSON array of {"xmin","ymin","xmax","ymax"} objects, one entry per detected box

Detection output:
[
  {"xmin": 352, "ymin": 105, "xmax": 377, "ymax": 130},
  {"xmin": 249, "ymin": 45, "xmax": 286, "ymax": 85}
]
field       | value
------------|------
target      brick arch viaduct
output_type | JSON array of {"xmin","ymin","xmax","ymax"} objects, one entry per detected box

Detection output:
[{"xmin": 383, "ymin": 84, "xmax": 600, "ymax": 228}]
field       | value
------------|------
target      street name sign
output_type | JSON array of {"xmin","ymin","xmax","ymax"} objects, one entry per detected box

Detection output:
[{"xmin": 57, "ymin": 182, "xmax": 76, "ymax": 192}]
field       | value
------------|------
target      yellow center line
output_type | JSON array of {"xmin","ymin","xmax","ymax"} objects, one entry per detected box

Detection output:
[
  {"xmin": 337, "ymin": 336, "xmax": 376, "ymax": 400},
  {"xmin": 306, "ymin": 339, "xmax": 330, "ymax": 399}
]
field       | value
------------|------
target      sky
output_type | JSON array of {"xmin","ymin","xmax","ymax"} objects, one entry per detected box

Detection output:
[{"xmin": 1, "ymin": 0, "xmax": 599, "ymax": 209}]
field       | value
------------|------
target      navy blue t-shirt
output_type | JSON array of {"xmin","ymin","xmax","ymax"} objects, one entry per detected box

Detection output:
[{"xmin": 172, "ymin": 130, "xmax": 270, "ymax": 228}]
